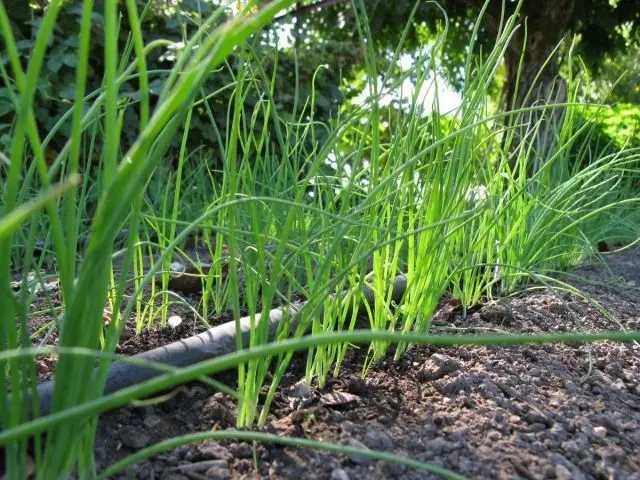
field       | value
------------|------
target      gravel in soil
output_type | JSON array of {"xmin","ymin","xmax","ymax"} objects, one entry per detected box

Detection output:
[{"xmin": 16, "ymin": 248, "xmax": 640, "ymax": 479}]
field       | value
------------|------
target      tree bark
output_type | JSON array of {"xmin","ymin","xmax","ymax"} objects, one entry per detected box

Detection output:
[
  {"xmin": 452, "ymin": 0, "xmax": 576, "ymax": 171},
  {"xmin": 502, "ymin": 0, "xmax": 576, "ymax": 171}
]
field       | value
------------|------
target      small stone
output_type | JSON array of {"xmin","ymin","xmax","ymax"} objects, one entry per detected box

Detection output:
[
  {"xmin": 330, "ymin": 468, "xmax": 350, "ymax": 480},
  {"xmin": 384, "ymin": 461, "xmax": 407, "ymax": 477},
  {"xmin": 347, "ymin": 377, "xmax": 367, "ymax": 396},
  {"xmin": 94, "ymin": 446, "xmax": 107, "ymax": 463},
  {"xmin": 362, "ymin": 427, "xmax": 393, "ymax": 451},
  {"xmin": 593, "ymin": 426, "xmax": 607, "ymax": 438},
  {"xmin": 544, "ymin": 465, "xmax": 557, "ymax": 479},
  {"xmin": 555, "ymin": 464, "xmax": 572, "ymax": 480},
  {"xmin": 424, "ymin": 437, "xmax": 458, "ymax": 456},
  {"xmin": 143, "ymin": 414, "xmax": 162, "ymax": 429},
  {"xmin": 562, "ymin": 434, "xmax": 590, "ymax": 456},
  {"xmin": 578, "ymin": 421, "xmax": 595, "ymax": 437},
  {"xmin": 597, "ymin": 413, "xmax": 622, "ymax": 432},
  {"xmin": 234, "ymin": 459, "xmax": 253, "ymax": 474},
  {"xmin": 435, "ymin": 374, "xmax": 473, "ymax": 395},
  {"xmin": 168, "ymin": 315, "xmax": 182, "ymax": 328},
  {"xmin": 419, "ymin": 354, "xmax": 462, "ymax": 381},
  {"xmin": 119, "ymin": 327, "xmax": 134, "ymax": 341},
  {"xmin": 451, "ymin": 427, "xmax": 470, "ymax": 440},
  {"xmin": 288, "ymin": 379, "xmax": 313, "ymax": 398},
  {"xmin": 183, "ymin": 447, "xmax": 198, "ymax": 462},
  {"xmin": 479, "ymin": 303, "xmax": 514, "ymax": 326},
  {"xmin": 197, "ymin": 442, "xmax": 232, "ymax": 461},
  {"xmin": 564, "ymin": 380, "xmax": 580, "ymax": 394},
  {"xmin": 549, "ymin": 453, "xmax": 567, "ymax": 466},
  {"xmin": 345, "ymin": 439, "xmax": 373, "ymax": 465},
  {"xmin": 340, "ymin": 420, "xmax": 359, "ymax": 436},
  {"xmin": 524, "ymin": 410, "xmax": 549, "ymax": 425},
  {"xmin": 170, "ymin": 261, "xmax": 185, "ymax": 272},
  {"xmin": 119, "ymin": 426, "xmax": 149, "ymax": 450},
  {"xmin": 205, "ymin": 465, "xmax": 232, "ymax": 479},
  {"xmin": 228, "ymin": 442, "xmax": 252, "ymax": 459},
  {"xmin": 493, "ymin": 409, "xmax": 507, "ymax": 423},
  {"xmin": 478, "ymin": 378, "xmax": 502, "ymax": 399},
  {"xmin": 549, "ymin": 303, "xmax": 569, "ymax": 315},
  {"xmin": 175, "ymin": 445, "xmax": 190, "ymax": 460},
  {"xmin": 172, "ymin": 460, "xmax": 228, "ymax": 473},
  {"xmin": 549, "ymin": 423, "xmax": 568, "ymax": 442},
  {"xmin": 529, "ymin": 423, "xmax": 546, "ymax": 433}
]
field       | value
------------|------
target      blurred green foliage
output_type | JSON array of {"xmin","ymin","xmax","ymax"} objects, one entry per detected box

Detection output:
[
  {"xmin": 588, "ymin": 46, "xmax": 640, "ymax": 105},
  {"xmin": 299, "ymin": 0, "xmax": 640, "ymax": 89},
  {"xmin": 582, "ymin": 103, "xmax": 640, "ymax": 149},
  {"xmin": 598, "ymin": 103, "xmax": 640, "ymax": 147},
  {"xmin": 0, "ymin": 0, "xmax": 344, "ymax": 167},
  {"xmin": 1, "ymin": 0, "xmax": 639, "ymax": 174}
]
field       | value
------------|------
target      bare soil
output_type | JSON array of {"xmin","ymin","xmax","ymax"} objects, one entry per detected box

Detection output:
[{"xmin": 16, "ymin": 248, "xmax": 640, "ymax": 479}]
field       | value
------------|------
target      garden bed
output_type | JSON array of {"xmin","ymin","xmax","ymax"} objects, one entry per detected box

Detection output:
[{"xmin": 34, "ymin": 247, "xmax": 635, "ymax": 479}]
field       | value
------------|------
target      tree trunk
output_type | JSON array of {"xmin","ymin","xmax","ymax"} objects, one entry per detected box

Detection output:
[{"xmin": 502, "ymin": 0, "xmax": 576, "ymax": 172}]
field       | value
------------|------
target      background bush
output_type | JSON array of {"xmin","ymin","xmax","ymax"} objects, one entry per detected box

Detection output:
[{"xmin": 0, "ymin": 0, "xmax": 345, "ymax": 169}]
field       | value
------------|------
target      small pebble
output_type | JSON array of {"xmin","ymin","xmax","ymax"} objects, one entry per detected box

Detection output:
[
  {"xmin": 362, "ymin": 427, "xmax": 393, "ymax": 451},
  {"xmin": 330, "ymin": 468, "xmax": 350, "ymax": 480},
  {"xmin": 479, "ymin": 304, "xmax": 514, "ymax": 326},
  {"xmin": 384, "ymin": 461, "xmax": 407, "ymax": 477},
  {"xmin": 205, "ymin": 465, "xmax": 232, "ymax": 479},
  {"xmin": 172, "ymin": 460, "xmax": 228, "ymax": 473},
  {"xmin": 119, "ymin": 426, "xmax": 149, "ymax": 450},
  {"xmin": 529, "ymin": 423, "xmax": 546, "ymax": 433},
  {"xmin": 168, "ymin": 315, "xmax": 183, "ymax": 328},
  {"xmin": 228, "ymin": 442, "xmax": 253, "ymax": 459},
  {"xmin": 143, "ymin": 414, "xmax": 162, "ymax": 429},
  {"xmin": 555, "ymin": 464, "xmax": 573, "ymax": 480},
  {"xmin": 593, "ymin": 426, "xmax": 607, "ymax": 438},
  {"xmin": 420, "ymin": 354, "xmax": 462, "ymax": 381},
  {"xmin": 345, "ymin": 439, "xmax": 372, "ymax": 466},
  {"xmin": 524, "ymin": 410, "xmax": 548, "ymax": 425}
]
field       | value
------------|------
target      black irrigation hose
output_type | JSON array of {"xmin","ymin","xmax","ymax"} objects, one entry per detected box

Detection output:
[{"xmin": 18, "ymin": 276, "xmax": 409, "ymax": 418}]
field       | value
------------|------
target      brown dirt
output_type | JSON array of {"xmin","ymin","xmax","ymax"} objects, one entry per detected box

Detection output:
[{"xmin": 19, "ymin": 248, "xmax": 640, "ymax": 479}]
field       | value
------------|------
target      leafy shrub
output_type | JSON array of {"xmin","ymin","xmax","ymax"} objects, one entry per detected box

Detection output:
[{"xmin": 0, "ymin": 0, "xmax": 344, "ymax": 169}]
